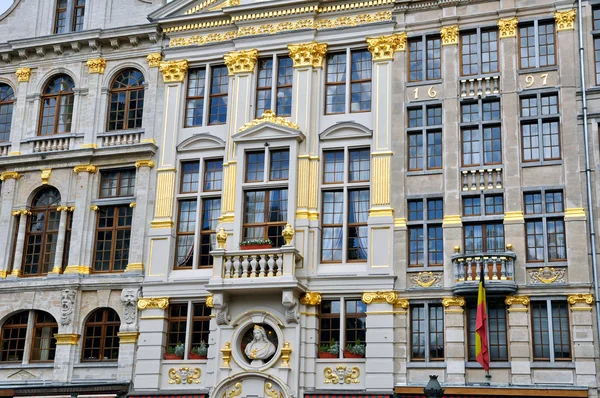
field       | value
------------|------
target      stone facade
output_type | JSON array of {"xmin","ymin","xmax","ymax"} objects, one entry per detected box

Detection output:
[{"xmin": 1, "ymin": 0, "xmax": 600, "ymax": 398}]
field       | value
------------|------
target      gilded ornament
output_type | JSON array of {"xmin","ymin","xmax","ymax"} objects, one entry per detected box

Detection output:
[
  {"xmin": 568, "ymin": 293, "xmax": 594, "ymax": 305},
  {"xmin": 0, "ymin": 270, "xmax": 7, "ymax": 279},
  {"xmin": 264, "ymin": 383, "xmax": 279, "ymax": 398},
  {"xmin": 410, "ymin": 271, "xmax": 441, "ymax": 288},
  {"xmin": 393, "ymin": 299, "xmax": 409, "ymax": 309},
  {"xmin": 147, "ymin": 52, "xmax": 162, "ymax": 68},
  {"xmin": 168, "ymin": 367, "xmax": 201, "ymax": 384},
  {"xmin": 498, "ymin": 17, "xmax": 518, "ymax": 38},
  {"xmin": 224, "ymin": 49, "xmax": 258, "ymax": 75},
  {"xmin": 442, "ymin": 296, "xmax": 466, "ymax": 308},
  {"xmin": 206, "ymin": 294, "xmax": 214, "ymax": 308},
  {"xmin": 56, "ymin": 206, "xmax": 69, "ymax": 212},
  {"xmin": 367, "ymin": 33, "xmax": 407, "ymax": 61},
  {"xmin": 159, "ymin": 60, "xmax": 189, "ymax": 83},
  {"xmin": 216, "ymin": 227, "xmax": 227, "ymax": 249},
  {"xmin": 280, "ymin": 342, "xmax": 292, "ymax": 367},
  {"xmin": 300, "ymin": 292, "xmax": 322, "ymax": 306},
  {"xmin": 117, "ymin": 331, "xmax": 140, "ymax": 344},
  {"xmin": 0, "ymin": 171, "xmax": 21, "ymax": 180},
  {"xmin": 221, "ymin": 342, "xmax": 232, "ymax": 368},
  {"xmin": 440, "ymin": 25, "xmax": 459, "ymax": 45},
  {"xmin": 324, "ymin": 366, "xmax": 360, "ymax": 384},
  {"xmin": 54, "ymin": 333, "xmax": 80, "ymax": 345},
  {"xmin": 137, "ymin": 297, "xmax": 169, "ymax": 310},
  {"xmin": 239, "ymin": 110, "xmax": 300, "ymax": 132},
  {"xmin": 505, "ymin": 295, "xmax": 530, "ymax": 307},
  {"xmin": 282, "ymin": 223, "xmax": 294, "ymax": 246},
  {"xmin": 362, "ymin": 291, "xmax": 399, "ymax": 305},
  {"xmin": 15, "ymin": 67, "xmax": 31, "ymax": 82},
  {"xmin": 135, "ymin": 159, "xmax": 155, "ymax": 168},
  {"xmin": 238, "ymin": 20, "xmax": 314, "ymax": 37},
  {"xmin": 63, "ymin": 265, "xmax": 91, "ymax": 274},
  {"xmin": 40, "ymin": 169, "xmax": 52, "ymax": 185},
  {"xmin": 208, "ymin": 0, "xmax": 240, "ymax": 11},
  {"xmin": 169, "ymin": 31, "xmax": 238, "ymax": 48},
  {"xmin": 555, "ymin": 9, "xmax": 576, "ymax": 31},
  {"xmin": 565, "ymin": 208, "xmax": 586, "ymax": 218},
  {"xmin": 314, "ymin": 11, "xmax": 392, "ymax": 30},
  {"xmin": 12, "ymin": 209, "xmax": 30, "ymax": 216},
  {"xmin": 90, "ymin": 205, "xmax": 99, "ymax": 211},
  {"xmin": 10, "ymin": 269, "xmax": 22, "ymax": 277},
  {"xmin": 287, "ymin": 42, "xmax": 328, "ymax": 68},
  {"xmin": 86, "ymin": 58, "xmax": 106, "ymax": 74},
  {"xmin": 125, "ymin": 263, "xmax": 143, "ymax": 272},
  {"xmin": 227, "ymin": 382, "xmax": 242, "ymax": 398},
  {"xmin": 530, "ymin": 266, "xmax": 565, "ymax": 284},
  {"xmin": 73, "ymin": 165, "xmax": 98, "ymax": 173}
]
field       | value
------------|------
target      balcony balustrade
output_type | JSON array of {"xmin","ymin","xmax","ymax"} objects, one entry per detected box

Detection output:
[
  {"xmin": 459, "ymin": 75, "xmax": 500, "ymax": 98},
  {"xmin": 32, "ymin": 136, "xmax": 73, "ymax": 153},
  {"xmin": 99, "ymin": 130, "xmax": 143, "ymax": 147},
  {"xmin": 461, "ymin": 167, "xmax": 503, "ymax": 191},
  {"xmin": 0, "ymin": 143, "xmax": 9, "ymax": 156},
  {"xmin": 452, "ymin": 249, "xmax": 517, "ymax": 295}
]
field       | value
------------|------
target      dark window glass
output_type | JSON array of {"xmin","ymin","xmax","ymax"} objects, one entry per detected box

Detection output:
[
  {"xmin": 326, "ymin": 53, "xmax": 346, "ymax": 114},
  {"xmin": 463, "ymin": 196, "xmax": 481, "ymax": 216},
  {"xmin": 276, "ymin": 56, "xmax": 293, "ymax": 117},
  {"xmin": 322, "ymin": 191, "xmax": 344, "ymax": 262},
  {"xmin": 460, "ymin": 29, "xmax": 499, "ymax": 76},
  {"xmin": 100, "ymin": 169, "xmax": 136, "ymax": 198},
  {"xmin": 0, "ymin": 312, "xmax": 29, "ymax": 362},
  {"xmin": 243, "ymin": 189, "xmax": 288, "ymax": 247},
  {"xmin": 0, "ymin": 84, "xmax": 14, "ymax": 142},
  {"xmin": 175, "ymin": 200, "xmax": 196, "ymax": 269},
  {"xmin": 72, "ymin": 0, "xmax": 85, "ymax": 31},
  {"xmin": 209, "ymin": 66, "xmax": 228, "ymax": 125},
  {"xmin": 39, "ymin": 75, "xmax": 75, "ymax": 136},
  {"xmin": 519, "ymin": 22, "xmax": 556, "ymax": 69},
  {"xmin": 185, "ymin": 68, "xmax": 206, "ymax": 127},
  {"xmin": 350, "ymin": 50, "xmax": 372, "ymax": 112},
  {"xmin": 31, "ymin": 311, "xmax": 58, "ymax": 362},
  {"xmin": 204, "ymin": 159, "xmax": 223, "ymax": 191},
  {"xmin": 270, "ymin": 150, "xmax": 289, "ymax": 181},
  {"xmin": 191, "ymin": 303, "xmax": 211, "ymax": 347},
  {"xmin": 107, "ymin": 69, "xmax": 145, "ymax": 131},
  {"xmin": 324, "ymin": 150, "xmax": 344, "ymax": 184},
  {"xmin": 344, "ymin": 299, "xmax": 367, "ymax": 357},
  {"xmin": 319, "ymin": 300, "xmax": 341, "ymax": 348},
  {"xmin": 167, "ymin": 304, "xmax": 187, "ymax": 352},
  {"xmin": 409, "ymin": 36, "xmax": 441, "ymax": 81},
  {"xmin": 468, "ymin": 302, "xmax": 507, "ymax": 361},
  {"xmin": 465, "ymin": 223, "xmax": 505, "ymax": 254},
  {"xmin": 531, "ymin": 301, "xmax": 571, "ymax": 361},
  {"xmin": 82, "ymin": 308, "xmax": 120, "ymax": 361},
  {"xmin": 256, "ymin": 59, "xmax": 273, "ymax": 118},
  {"xmin": 347, "ymin": 189, "xmax": 369, "ymax": 261},
  {"xmin": 181, "ymin": 161, "xmax": 200, "ymax": 193},
  {"xmin": 524, "ymin": 191, "xmax": 566, "ymax": 262},
  {"xmin": 408, "ymin": 105, "xmax": 442, "ymax": 170},
  {"xmin": 349, "ymin": 148, "xmax": 370, "ymax": 182},
  {"xmin": 199, "ymin": 198, "xmax": 220, "ymax": 267},
  {"xmin": 54, "ymin": 0, "xmax": 68, "ymax": 34},
  {"xmin": 246, "ymin": 151, "xmax": 265, "ymax": 182},
  {"xmin": 93, "ymin": 206, "xmax": 133, "ymax": 272}
]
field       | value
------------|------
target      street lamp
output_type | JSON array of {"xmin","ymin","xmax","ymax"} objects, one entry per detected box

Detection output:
[{"xmin": 423, "ymin": 375, "xmax": 444, "ymax": 398}]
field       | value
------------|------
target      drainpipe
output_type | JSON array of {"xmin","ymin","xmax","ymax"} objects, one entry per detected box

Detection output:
[{"xmin": 577, "ymin": 0, "xmax": 600, "ymax": 343}]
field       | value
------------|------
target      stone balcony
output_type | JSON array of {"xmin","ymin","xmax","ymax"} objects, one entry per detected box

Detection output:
[
  {"xmin": 459, "ymin": 74, "xmax": 500, "ymax": 98},
  {"xmin": 451, "ymin": 250, "xmax": 517, "ymax": 295}
]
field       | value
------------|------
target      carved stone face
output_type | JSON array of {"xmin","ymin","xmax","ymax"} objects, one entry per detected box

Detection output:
[{"xmin": 122, "ymin": 291, "xmax": 137, "ymax": 305}]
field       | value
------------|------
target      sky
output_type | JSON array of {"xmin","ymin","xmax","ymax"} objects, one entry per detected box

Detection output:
[{"xmin": 0, "ymin": 0, "xmax": 12, "ymax": 14}]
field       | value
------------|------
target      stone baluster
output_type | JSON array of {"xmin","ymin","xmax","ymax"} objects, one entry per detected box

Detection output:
[
  {"xmin": 259, "ymin": 256, "xmax": 266, "ymax": 277},
  {"xmin": 224, "ymin": 256, "xmax": 232, "ymax": 278},
  {"xmin": 232, "ymin": 256, "xmax": 240, "ymax": 278},
  {"xmin": 241, "ymin": 256, "xmax": 249, "ymax": 278},
  {"xmin": 276, "ymin": 255, "xmax": 283, "ymax": 276}
]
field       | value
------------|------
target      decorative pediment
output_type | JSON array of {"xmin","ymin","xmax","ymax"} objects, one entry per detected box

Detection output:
[
  {"xmin": 232, "ymin": 122, "xmax": 305, "ymax": 144},
  {"xmin": 320, "ymin": 122, "xmax": 372, "ymax": 141},
  {"xmin": 149, "ymin": 0, "xmax": 238, "ymax": 19},
  {"xmin": 178, "ymin": 133, "xmax": 226, "ymax": 152},
  {"xmin": 8, "ymin": 369, "xmax": 38, "ymax": 380}
]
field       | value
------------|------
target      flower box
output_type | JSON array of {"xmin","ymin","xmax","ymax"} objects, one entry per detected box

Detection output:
[
  {"xmin": 343, "ymin": 349, "xmax": 365, "ymax": 359},
  {"xmin": 318, "ymin": 351, "xmax": 338, "ymax": 359},
  {"xmin": 188, "ymin": 352, "xmax": 207, "ymax": 360},
  {"xmin": 164, "ymin": 353, "xmax": 183, "ymax": 360},
  {"xmin": 240, "ymin": 244, "xmax": 272, "ymax": 250}
]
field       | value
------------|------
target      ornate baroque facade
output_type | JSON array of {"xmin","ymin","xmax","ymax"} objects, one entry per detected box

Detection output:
[{"xmin": 0, "ymin": 0, "xmax": 600, "ymax": 398}]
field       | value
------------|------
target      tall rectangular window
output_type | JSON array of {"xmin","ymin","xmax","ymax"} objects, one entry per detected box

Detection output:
[
  {"xmin": 209, "ymin": 65, "xmax": 228, "ymax": 125},
  {"xmin": 409, "ymin": 36, "xmax": 441, "ymax": 82},
  {"xmin": 460, "ymin": 99, "xmax": 501, "ymax": 167},
  {"xmin": 468, "ymin": 301, "xmax": 507, "ymax": 361},
  {"xmin": 243, "ymin": 189, "xmax": 288, "ymax": 247},
  {"xmin": 256, "ymin": 59, "xmax": 273, "ymax": 118},
  {"xmin": 99, "ymin": 169, "xmax": 136, "ymax": 198},
  {"xmin": 165, "ymin": 302, "xmax": 212, "ymax": 360},
  {"xmin": 54, "ymin": 0, "xmax": 68, "ymax": 34},
  {"xmin": 255, "ymin": 56, "xmax": 294, "ymax": 118},
  {"xmin": 460, "ymin": 28, "xmax": 499, "ymax": 76},
  {"xmin": 519, "ymin": 21, "xmax": 556, "ymax": 69},
  {"xmin": 72, "ymin": 0, "xmax": 85, "ymax": 31},
  {"xmin": 531, "ymin": 300, "xmax": 571, "ymax": 361},
  {"xmin": 93, "ymin": 206, "xmax": 133, "ymax": 273},
  {"xmin": 520, "ymin": 93, "xmax": 560, "ymax": 163},
  {"xmin": 594, "ymin": 7, "xmax": 600, "ymax": 85},
  {"xmin": 321, "ymin": 148, "xmax": 370, "ymax": 262},
  {"xmin": 185, "ymin": 68, "xmax": 206, "ymax": 127},
  {"xmin": 325, "ymin": 53, "xmax": 346, "ymax": 114},
  {"xmin": 319, "ymin": 298, "xmax": 366, "ymax": 359},
  {"xmin": 407, "ymin": 104, "xmax": 443, "ymax": 171},
  {"xmin": 407, "ymin": 198, "xmax": 443, "ymax": 267},
  {"xmin": 325, "ymin": 50, "xmax": 372, "ymax": 114},
  {"xmin": 524, "ymin": 191, "xmax": 566, "ymax": 262},
  {"xmin": 411, "ymin": 303, "xmax": 444, "ymax": 361}
]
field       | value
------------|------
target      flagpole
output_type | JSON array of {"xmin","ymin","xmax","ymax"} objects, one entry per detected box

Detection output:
[{"xmin": 483, "ymin": 266, "xmax": 491, "ymax": 385}]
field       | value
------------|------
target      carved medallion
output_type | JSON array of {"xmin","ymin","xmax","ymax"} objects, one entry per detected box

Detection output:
[
  {"xmin": 324, "ymin": 366, "xmax": 360, "ymax": 384},
  {"xmin": 409, "ymin": 271, "xmax": 442, "ymax": 288},
  {"xmin": 529, "ymin": 266, "xmax": 565, "ymax": 284},
  {"xmin": 168, "ymin": 367, "xmax": 201, "ymax": 384}
]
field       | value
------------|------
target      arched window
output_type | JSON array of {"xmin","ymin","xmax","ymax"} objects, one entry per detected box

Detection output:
[
  {"xmin": 82, "ymin": 308, "xmax": 120, "ymax": 361},
  {"xmin": 0, "ymin": 311, "xmax": 57, "ymax": 363},
  {"xmin": 0, "ymin": 84, "xmax": 14, "ymax": 142},
  {"xmin": 107, "ymin": 69, "xmax": 145, "ymax": 131},
  {"xmin": 39, "ymin": 75, "xmax": 75, "ymax": 136},
  {"xmin": 23, "ymin": 188, "xmax": 61, "ymax": 276},
  {"xmin": 54, "ymin": 0, "xmax": 86, "ymax": 34}
]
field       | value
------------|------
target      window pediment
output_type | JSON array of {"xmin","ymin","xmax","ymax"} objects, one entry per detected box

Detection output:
[
  {"xmin": 232, "ymin": 123, "xmax": 304, "ymax": 144},
  {"xmin": 178, "ymin": 133, "xmax": 226, "ymax": 152},
  {"xmin": 320, "ymin": 122, "xmax": 372, "ymax": 141}
]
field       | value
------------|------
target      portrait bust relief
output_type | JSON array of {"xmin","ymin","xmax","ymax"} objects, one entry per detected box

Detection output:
[{"xmin": 243, "ymin": 324, "xmax": 277, "ymax": 366}]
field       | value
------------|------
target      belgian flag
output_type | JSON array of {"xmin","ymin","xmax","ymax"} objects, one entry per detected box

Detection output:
[{"xmin": 475, "ymin": 266, "xmax": 490, "ymax": 371}]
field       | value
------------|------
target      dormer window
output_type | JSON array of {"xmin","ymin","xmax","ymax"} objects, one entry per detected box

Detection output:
[{"xmin": 54, "ymin": 0, "xmax": 86, "ymax": 34}]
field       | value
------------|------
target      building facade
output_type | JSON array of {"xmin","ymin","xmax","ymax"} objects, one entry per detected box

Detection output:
[{"xmin": 1, "ymin": 0, "xmax": 600, "ymax": 398}]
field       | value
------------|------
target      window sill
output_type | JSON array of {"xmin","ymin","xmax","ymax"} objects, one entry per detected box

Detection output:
[
  {"xmin": 406, "ymin": 170, "xmax": 443, "ymax": 177},
  {"xmin": 92, "ymin": 197, "xmax": 136, "ymax": 207},
  {"xmin": 406, "ymin": 362, "xmax": 446, "ymax": 368},
  {"xmin": 98, "ymin": 128, "xmax": 145, "ymax": 137},
  {"xmin": 406, "ymin": 80, "xmax": 443, "ymax": 87},
  {"xmin": 316, "ymin": 358, "xmax": 365, "ymax": 362},
  {"xmin": 22, "ymin": 133, "xmax": 82, "ymax": 143},
  {"xmin": 521, "ymin": 160, "xmax": 563, "ymax": 168},
  {"xmin": 530, "ymin": 361, "xmax": 574, "ymax": 369},
  {"xmin": 0, "ymin": 362, "xmax": 54, "ymax": 369},
  {"xmin": 526, "ymin": 261, "xmax": 568, "ymax": 268},
  {"xmin": 465, "ymin": 361, "xmax": 510, "ymax": 369},
  {"xmin": 517, "ymin": 66, "xmax": 559, "ymax": 75},
  {"xmin": 75, "ymin": 362, "xmax": 118, "ymax": 368}
]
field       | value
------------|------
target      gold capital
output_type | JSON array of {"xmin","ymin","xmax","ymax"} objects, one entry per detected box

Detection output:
[
  {"xmin": 440, "ymin": 25, "xmax": 459, "ymax": 45},
  {"xmin": 288, "ymin": 42, "xmax": 328, "ymax": 68},
  {"xmin": 73, "ymin": 165, "xmax": 98, "ymax": 174},
  {"xmin": 41, "ymin": 169, "xmax": 52, "ymax": 185},
  {"xmin": 555, "ymin": 9, "xmax": 576, "ymax": 31},
  {"xmin": 159, "ymin": 60, "xmax": 189, "ymax": 83},
  {"xmin": 125, "ymin": 263, "xmax": 143, "ymax": 272},
  {"xmin": 498, "ymin": 17, "xmax": 518, "ymax": 38},
  {"xmin": 442, "ymin": 296, "xmax": 466, "ymax": 308},
  {"xmin": 86, "ymin": 58, "xmax": 106, "ymax": 74},
  {"xmin": 505, "ymin": 295, "xmax": 530, "ymax": 307},
  {"xmin": 224, "ymin": 49, "xmax": 258, "ymax": 75},
  {"xmin": 442, "ymin": 215, "xmax": 462, "ymax": 226},
  {"xmin": 63, "ymin": 265, "xmax": 91, "ymax": 274},
  {"xmin": 118, "ymin": 331, "xmax": 140, "ymax": 344},
  {"xmin": 0, "ymin": 171, "xmax": 21, "ymax": 181},
  {"xmin": 568, "ymin": 293, "xmax": 594, "ymax": 306},
  {"xmin": 54, "ymin": 333, "xmax": 81, "ymax": 345},
  {"xmin": 147, "ymin": 52, "xmax": 162, "ymax": 68},
  {"xmin": 362, "ymin": 291, "xmax": 399, "ymax": 305},
  {"xmin": 138, "ymin": 297, "xmax": 169, "ymax": 310},
  {"xmin": 135, "ymin": 159, "xmax": 155, "ymax": 168},
  {"xmin": 300, "ymin": 292, "xmax": 322, "ymax": 306},
  {"xmin": 367, "ymin": 33, "xmax": 407, "ymax": 61},
  {"xmin": 15, "ymin": 67, "xmax": 31, "ymax": 83},
  {"xmin": 206, "ymin": 294, "xmax": 214, "ymax": 308}
]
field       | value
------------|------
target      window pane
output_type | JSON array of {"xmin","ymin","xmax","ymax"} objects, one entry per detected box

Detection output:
[
  {"xmin": 322, "ymin": 191, "xmax": 343, "ymax": 262},
  {"xmin": 276, "ymin": 56, "xmax": 293, "ymax": 116},
  {"xmin": 270, "ymin": 149, "xmax": 289, "ymax": 181},
  {"xmin": 204, "ymin": 159, "xmax": 223, "ymax": 191},
  {"xmin": 350, "ymin": 50, "xmax": 372, "ymax": 112},
  {"xmin": 186, "ymin": 68, "xmax": 206, "ymax": 127},
  {"xmin": 531, "ymin": 301, "xmax": 550, "ymax": 360},
  {"xmin": 324, "ymin": 151, "xmax": 344, "ymax": 183},
  {"xmin": 411, "ymin": 305, "xmax": 426, "ymax": 359},
  {"xmin": 348, "ymin": 190, "xmax": 369, "ymax": 261},
  {"xmin": 349, "ymin": 148, "xmax": 370, "ymax": 182},
  {"xmin": 246, "ymin": 151, "xmax": 265, "ymax": 182}
]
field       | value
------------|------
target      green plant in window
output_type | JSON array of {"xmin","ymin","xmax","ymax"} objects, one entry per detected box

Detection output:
[
  {"xmin": 191, "ymin": 340, "xmax": 208, "ymax": 356},
  {"xmin": 319, "ymin": 339, "xmax": 339, "ymax": 355}
]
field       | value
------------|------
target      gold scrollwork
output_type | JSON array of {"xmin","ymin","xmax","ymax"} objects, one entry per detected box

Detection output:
[
  {"xmin": 239, "ymin": 110, "xmax": 300, "ymax": 132},
  {"xmin": 324, "ymin": 366, "xmax": 360, "ymax": 384},
  {"xmin": 137, "ymin": 297, "xmax": 169, "ymax": 310},
  {"xmin": 300, "ymin": 292, "xmax": 322, "ymax": 306},
  {"xmin": 440, "ymin": 25, "xmax": 459, "ymax": 45},
  {"xmin": 135, "ymin": 160, "xmax": 155, "ymax": 168},
  {"xmin": 239, "ymin": 20, "xmax": 313, "ymax": 37},
  {"xmin": 224, "ymin": 49, "xmax": 258, "ymax": 75},
  {"xmin": 498, "ymin": 17, "xmax": 518, "ymax": 38},
  {"xmin": 15, "ymin": 68, "xmax": 31, "ymax": 83},
  {"xmin": 505, "ymin": 295, "xmax": 530, "ymax": 307},
  {"xmin": 159, "ymin": 60, "xmax": 189, "ymax": 83},
  {"xmin": 265, "ymin": 383, "xmax": 279, "ymax": 398},
  {"xmin": 168, "ymin": 367, "xmax": 201, "ymax": 384},
  {"xmin": 568, "ymin": 293, "xmax": 594, "ymax": 306},
  {"xmin": 367, "ymin": 33, "xmax": 407, "ymax": 61},
  {"xmin": 1, "ymin": 171, "xmax": 21, "ymax": 180},
  {"xmin": 226, "ymin": 382, "xmax": 242, "ymax": 398},
  {"xmin": 147, "ymin": 52, "xmax": 162, "ymax": 68},
  {"xmin": 73, "ymin": 165, "xmax": 98, "ymax": 173},
  {"xmin": 531, "ymin": 266, "xmax": 564, "ymax": 284},
  {"xmin": 86, "ymin": 58, "xmax": 106, "ymax": 74},
  {"xmin": 170, "ymin": 31, "xmax": 238, "ymax": 48},
  {"xmin": 288, "ymin": 42, "xmax": 328, "ymax": 68},
  {"xmin": 555, "ymin": 9, "xmax": 576, "ymax": 31},
  {"xmin": 362, "ymin": 291, "xmax": 398, "ymax": 305},
  {"xmin": 410, "ymin": 271, "xmax": 441, "ymax": 288},
  {"xmin": 442, "ymin": 296, "xmax": 466, "ymax": 308},
  {"xmin": 314, "ymin": 11, "xmax": 392, "ymax": 30},
  {"xmin": 206, "ymin": 294, "xmax": 214, "ymax": 308}
]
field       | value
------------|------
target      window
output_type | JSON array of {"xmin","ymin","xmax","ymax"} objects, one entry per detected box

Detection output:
[
  {"xmin": 1, "ymin": 311, "xmax": 58, "ymax": 363},
  {"xmin": 325, "ymin": 49, "xmax": 372, "ymax": 114},
  {"xmin": 322, "ymin": 148, "xmax": 370, "ymax": 262},
  {"xmin": 407, "ymin": 104, "xmax": 442, "ymax": 171},
  {"xmin": 464, "ymin": 223, "xmax": 504, "ymax": 254},
  {"xmin": 460, "ymin": 28, "xmax": 499, "ymax": 76},
  {"xmin": 82, "ymin": 308, "xmax": 120, "ymax": 362},
  {"xmin": 100, "ymin": 169, "xmax": 136, "ymax": 198},
  {"xmin": 209, "ymin": 65, "xmax": 229, "ymax": 125},
  {"xmin": 407, "ymin": 198, "xmax": 443, "ymax": 267},
  {"xmin": 54, "ymin": 0, "xmax": 85, "ymax": 34},
  {"xmin": 319, "ymin": 298, "xmax": 366, "ymax": 359},
  {"xmin": 594, "ymin": 7, "xmax": 600, "ymax": 85},
  {"xmin": 39, "ymin": 75, "xmax": 75, "ymax": 136},
  {"xmin": 463, "ymin": 194, "xmax": 504, "ymax": 217},
  {"xmin": 23, "ymin": 188, "xmax": 61, "ymax": 277},
  {"xmin": 524, "ymin": 191, "xmax": 566, "ymax": 262},
  {"xmin": 531, "ymin": 300, "xmax": 571, "ymax": 361},
  {"xmin": 166, "ymin": 302, "xmax": 211, "ymax": 359},
  {"xmin": 256, "ymin": 56, "xmax": 293, "ymax": 117},
  {"xmin": 411, "ymin": 303, "xmax": 444, "ymax": 361},
  {"xmin": 0, "ymin": 84, "xmax": 14, "ymax": 142},
  {"xmin": 185, "ymin": 68, "xmax": 206, "ymax": 127},
  {"xmin": 460, "ymin": 99, "xmax": 501, "ymax": 167},
  {"xmin": 175, "ymin": 159, "xmax": 223, "ymax": 268},
  {"xmin": 520, "ymin": 92, "xmax": 560, "ymax": 162},
  {"xmin": 408, "ymin": 35, "xmax": 441, "ymax": 82},
  {"xmin": 93, "ymin": 206, "xmax": 132, "ymax": 273},
  {"xmin": 107, "ymin": 69, "xmax": 145, "ymax": 131},
  {"xmin": 519, "ymin": 21, "xmax": 556, "ymax": 69},
  {"xmin": 467, "ymin": 301, "xmax": 507, "ymax": 361}
]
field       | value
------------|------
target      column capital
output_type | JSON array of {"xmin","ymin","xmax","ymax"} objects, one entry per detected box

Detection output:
[
  {"xmin": 568, "ymin": 293, "xmax": 594, "ymax": 306},
  {"xmin": 555, "ymin": 9, "xmax": 576, "ymax": 31},
  {"xmin": 362, "ymin": 291, "xmax": 400, "ymax": 305},
  {"xmin": 15, "ymin": 67, "xmax": 31, "ymax": 83},
  {"xmin": 118, "ymin": 331, "xmax": 140, "ymax": 344},
  {"xmin": 498, "ymin": 17, "xmax": 518, "ymax": 38},
  {"xmin": 288, "ymin": 41, "xmax": 328, "ymax": 68},
  {"xmin": 147, "ymin": 52, "xmax": 162, "ymax": 68},
  {"xmin": 63, "ymin": 265, "xmax": 91, "ymax": 274},
  {"xmin": 135, "ymin": 159, "xmax": 155, "ymax": 168},
  {"xmin": 440, "ymin": 25, "xmax": 459, "ymax": 45},
  {"xmin": 138, "ymin": 297, "xmax": 169, "ymax": 310},
  {"xmin": 442, "ymin": 296, "xmax": 466, "ymax": 308},
  {"xmin": 0, "ymin": 171, "xmax": 21, "ymax": 180},
  {"xmin": 367, "ymin": 33, "xmax": 407, "ymax": 61},
  {"xmin": 159, "ymin": 60, "xmax": 189, "ymax": 83},
  {"xmin": 86, "ymin": 57, "xmax": 106, "ymax": 74},
  {"xmin": 300, "ymin": 292, "xmax": 322, "ymax": 306},
  {"xmin": 73, "ymin": 164, "xmax": 98, "ymax": 173},
  {"xmin": 11, "ymin": 209, "xmax": 30, "ymax": 216},
  {"xmin": 224, "ymin": 49, "xmax": 258, "ymax": 75},
  {"xmin": 505, "ymin": 295, "xmax": 530, "ymax": 308},
  {"xmin": 54, "ymin": 333, "xmax": 81, "ymax": 345}
]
